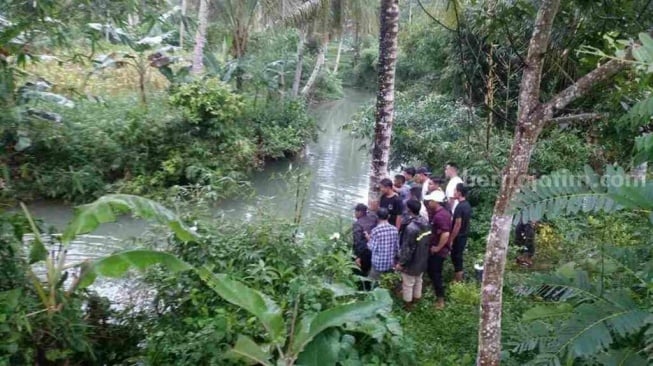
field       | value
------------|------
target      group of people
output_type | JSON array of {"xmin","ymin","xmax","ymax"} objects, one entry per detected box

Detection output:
[{"xmin": 352, "ymin": 162, "xmax": 472, "ymax": 310}]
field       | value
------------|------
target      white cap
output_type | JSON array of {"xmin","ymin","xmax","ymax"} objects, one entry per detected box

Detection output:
[{"xmin": 424, "ymin": 190, "xmax": 446, "ymax": 203}]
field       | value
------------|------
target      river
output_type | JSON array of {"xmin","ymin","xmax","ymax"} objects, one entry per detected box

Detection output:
[
  {"xmin": 26, "ymin": 89, "xmax": 373, "ymax": 235},
  {"xmin": 23, "ymin": 90, "xmax": 373, "ymax": 305}
]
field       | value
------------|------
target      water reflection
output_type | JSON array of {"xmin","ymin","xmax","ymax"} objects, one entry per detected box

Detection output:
[{"xmin": 219, "ymin": 89, "xmax": 373, "ymax": 223}]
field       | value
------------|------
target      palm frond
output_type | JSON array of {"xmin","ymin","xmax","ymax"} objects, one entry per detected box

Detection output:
[
  {"xmin": 276, "ymin": 0, "xmax": 330, "ymax": 27},
  {"xmin": 513, "ymin": 265, "xmax": 651, "ymax": 364},
  {"xmin": 593, "ymin": 348, "xmax": 649, "ymax": 366},
  {"xmin": 512, "ymin": 165, "xmax": 653, "ymax": 225},
  {"xmin": 645, "ymin": 318, "xmax": 653, "ymax": 363}
]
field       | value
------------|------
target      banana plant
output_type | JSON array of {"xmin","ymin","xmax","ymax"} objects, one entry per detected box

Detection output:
[
  {"xmin": 22, "ymin": 194, "xmax": 197, "ymax": 315},
  {"xmin": 21, "ymin": 193, "xmax": 393, "ymax": 365},
  {"xmin": 85, "ymin": 23, "xmax": 182, "ymax": 104},
  {"xmin": 197, "ymin": 267, "xmax": 392, "ymax": 366}
]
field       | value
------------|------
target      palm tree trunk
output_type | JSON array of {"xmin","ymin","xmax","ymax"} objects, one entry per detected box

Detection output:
[
  {"xmin": 300, "ymin": 34, "xmax": 328, "ymax": 96},
  {"xmin": 368, "ymin": 0, "xmax": 399, "ymax": 201},
  {"xmin": 180, "ymin": 0, "xmax": 187, "ymax": 49},
  {"xmin": 332, "ymin": 37, "xmax": 344, "ymax": 74},
  {"xmin": 476, "ymin": 0, "xmax": 632, "ymax": 364},
  {"xmin": 192, "ymin": 0, "xmax": 208, "ymax": 74},
  {"xmin": 291, "ymin": 29, "xmax": 306, "ymax": 98}
]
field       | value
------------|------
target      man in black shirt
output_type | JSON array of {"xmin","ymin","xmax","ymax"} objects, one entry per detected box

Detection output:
[
  {"xmin": 379, "ymin": 178, "xmax": 404, "ymax": 229},
  {"xmin": 352, "ymin": 203, "xmax": 377, "ymax": 290},
  {"xmin": 448, "ymin": 183, "xmax": 472, "ymax": 282}
]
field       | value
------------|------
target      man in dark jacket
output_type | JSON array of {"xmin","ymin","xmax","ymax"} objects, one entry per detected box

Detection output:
[
  {"xmin": 395, "ymin": 199, "xmax": 432, "ymax": 311},
  {"xmin": 352, "ymin": 203, "xmax": 377, "ymax": 284}
]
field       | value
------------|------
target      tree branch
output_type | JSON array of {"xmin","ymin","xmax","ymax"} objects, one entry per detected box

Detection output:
[
  {"xmin": 550, "ymin": 113, "xmax": 603, "ymax": 124},
  {"xmin": 416, "ymin": 0, "xmax": 456, "ymax": 31},
  {"xmin": 517, "ymin": 0, "xmax": 561, "ymax": 123},
  {"xmin": 542, "ymin": 58, "xmax": 630, "ymax": 118}
]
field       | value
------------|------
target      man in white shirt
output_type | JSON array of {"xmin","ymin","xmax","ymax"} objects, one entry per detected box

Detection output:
[{"xmin": 445, "ymin": 162, "xmax": 463, "ymax": 213}]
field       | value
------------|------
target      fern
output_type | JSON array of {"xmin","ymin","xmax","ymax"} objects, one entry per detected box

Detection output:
[
  {"xmin": 512, "ymin": 165, "xmax": 653, "ymax": 225},
  {"xmin": 512, "ymin": 255, "xmax": 652, "ymax": 365}
]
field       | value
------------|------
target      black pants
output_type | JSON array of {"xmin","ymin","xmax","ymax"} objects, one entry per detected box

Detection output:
[
  {"xmin": 353, "ymin": 249, "xmax": 372, "ymax": 291},
  {"xmin": 427, "ymin": 254, "xmax": 446, "ymax": 298},
  {"xmin": 451, "ymin": 236, "xmax": 467, "ymax": 272},
  {"xmin": 516, "ymin": 222, "xmax": 535, "ymax": 257}
]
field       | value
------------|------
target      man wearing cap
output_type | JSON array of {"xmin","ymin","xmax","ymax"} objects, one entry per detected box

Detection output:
[
  {"xmin": 423, "ymin": 190, "xmax": 451, "ymax": 309},
  {"xmin": 415, "ymin": 167, "xmax": 431, "ymax": 200},
  {"xmin": 352, "ymin": 203, "xmax": 377, "ymax": 282}
]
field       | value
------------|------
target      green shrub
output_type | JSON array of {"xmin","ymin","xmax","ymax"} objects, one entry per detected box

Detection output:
[
  {"xmin": 169, "ymin": 78, "xmax": 245, "ymax": 138},
  {"xmin": 244, "ymin": 99, "xmax": 317, "ymax": 159},
  {"xmin": 142, "ymin": 215, "xmax": 413, "ymax": 365},
  {"xmin": 312, "ymin": 71, "xmax": 345, "ymax": 101},
  {"xmin": 3, "ymin": 80, "xmax": 317, "ymax": 203}
]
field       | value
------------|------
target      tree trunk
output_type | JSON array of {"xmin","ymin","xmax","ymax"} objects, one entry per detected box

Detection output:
[
  {"xmin": 476, "ymin": 0, "xmax": 632, "ymax": 364},
  {"xmin": 300, "ymin": 34, "xmax": 328, "ymax": 96},
  {"xmin": 368, "ymin": 0, "xmax": 399, "ymax": 201},
  {"xmin": 353, "ymin": 21, "xmax": 361, "ymax": 67},
  {"xmin": 192, "ymin": 0, "xmax": 208, "ymax": 74},
  {"xmin": 291, "ymin": 29, "xmax": 306, "ymax": 98},
  {"xmin": 138, "ymin": 69, "xmax": 147, "ymax": 105},
  {"xmin": 180, "ymin": 0, "xmax": 187, "ymax": 49},
  {"xmin": 333, "ymin": 37, "xmax": 344, "ymax": 74}
]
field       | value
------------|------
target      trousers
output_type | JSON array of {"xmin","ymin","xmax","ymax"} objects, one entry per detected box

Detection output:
[
  {"xmin": 451, "ymin": 236, "xmax": 467, "ymax": 272},
  {"xmin": 427, "ymin": 254, "xmax": 446, "ymax": 298},
  {"xmin": 401, "ymin": 272, "xmax": 423, "ymax": 302}
]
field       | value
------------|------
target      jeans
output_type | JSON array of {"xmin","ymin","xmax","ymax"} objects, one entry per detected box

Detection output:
[
  {"xmin": 427, "ymin": 254, "xmax": 446, "ymax": 298},
  {"xmin": 401, "ymin": 273, "xmax": 423, "ymax": 302},
  {"xmin": 451, "ymin": 236, "xmax": 467, "ymax": 272}
]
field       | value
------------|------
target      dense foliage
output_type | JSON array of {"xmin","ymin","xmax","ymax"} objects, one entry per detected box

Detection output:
[{"xmin": 2, "ymin": 0, "xmax": 653, "ymax": 365}]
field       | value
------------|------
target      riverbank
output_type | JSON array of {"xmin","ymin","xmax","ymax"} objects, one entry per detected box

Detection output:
[
  {"xmin": 1, "ymin": 81, "xmax": 319, "ymax": 206},
  {"xmin": 13, "ymin": 89, "xmax": 373, "ymax": 228}
]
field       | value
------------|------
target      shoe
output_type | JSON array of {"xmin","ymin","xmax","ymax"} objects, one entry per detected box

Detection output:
[
  {"xmin": 403, "ymin": 301, "xmax": 414, "ymax": 312},
  {"xmin": 516, "ymin": 256, "xmax": 533, "ymax": 267},
  {"xmin": 435, "ymin": 299, "xmax": 445, "ymax": 310}
]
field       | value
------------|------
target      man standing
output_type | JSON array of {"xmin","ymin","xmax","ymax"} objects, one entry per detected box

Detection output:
[
  {"xmin": 408, "ymin": 186, "xmax": 429, "ymax": 220},
  {"xmin": 379, "ymin": 178, "xmax": 403, "ymax": 229},
  {"xmin": 403, "ymin": 167, "xmax": 416, "ymax": 187},
  {"xmin": 428, "ymin": 177, "xmax": 445, "ymax": 195},
  {"xmin": 515, "ymin": 220, "xmax": 536, "ymax": 267},
  {"xmin": 444, "ymin": 162, "xmax": 464, "ymax": 212},
  {"xmin": 352, "ymin": 203, "xmax": 377, "ymax": 285},
  {"xmin": 393, "ymin": 174, "xmax": 410, "ymax": 203},
  {"xmin": 395, "ymin": 200, "xmax": 431, "ymax": 311},
  {"xmin": 448, "ymin": 183, "xmax": 472, "ymax": 282},
  {"xmin": 423, "ymin": 190, "xmax": 451, "ymax": 309},
  {"xmin": 367, "ymin": 208, "xmax": 399, "ymax": 281},
  {"xmin": 415, "ymin": 167, "xmax": 431, "ymax": 199}
]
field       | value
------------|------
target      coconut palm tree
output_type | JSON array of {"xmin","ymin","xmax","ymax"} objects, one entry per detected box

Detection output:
[
  {"xmin": 348, "ymin": 0, "xmax": 379, "ymax": 67},
  {"xmin": 368, "ymin": 0, "xmax": 399, "ymax": 199},
  {"xmin": 192, "ymin": 0, "xmax": 208, "ymax": 74}
]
